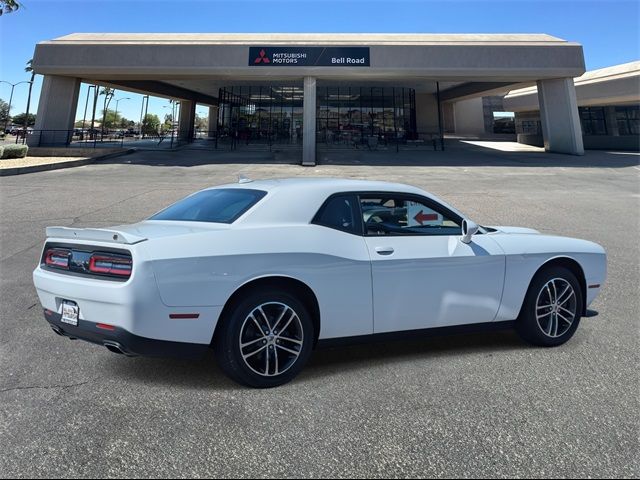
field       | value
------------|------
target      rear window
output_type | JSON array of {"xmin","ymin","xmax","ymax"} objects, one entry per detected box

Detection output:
[{"xmin": 149, "ymin": 188, "xmax": 267, "ymax": 224}]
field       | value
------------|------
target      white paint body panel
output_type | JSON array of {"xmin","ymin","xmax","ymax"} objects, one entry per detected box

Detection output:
[
  {"xmin": 33, "ymin": 178, "xmax": 607, "ymax": 347},
  {"xmin": 488, "ymin": 233, "xmax": 607, "ymax": 320},
  {"xmin": 365, "ymin": 234, "xmax": 505, "ymax": 332}
]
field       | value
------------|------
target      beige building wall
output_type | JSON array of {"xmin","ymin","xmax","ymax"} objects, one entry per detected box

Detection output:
[
  {"xmin": 453, "ymin": 97, "xmax": 485, "ymax": 135},
  {"xmin": 415, "ymin": 93, "xmax": 440, "ymax": 134}
]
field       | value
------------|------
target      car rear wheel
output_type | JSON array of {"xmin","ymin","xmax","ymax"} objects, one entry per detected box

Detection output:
[
  {"xmin": 214, "ymin": 289, "xmax": 314, "ymax": 388},
  {"xmin": 516, "ymin": 266, "xmax": 583, "ymax": 347}
]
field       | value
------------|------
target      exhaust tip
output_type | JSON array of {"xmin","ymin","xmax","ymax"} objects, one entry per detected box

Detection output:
[
  {"xmin": 103, "ymin": 341, "xmax": 136, "ymax": 357},
  {"xmin": 51, "ymin": 325, "xmax": 64, "ymax": 336},
  {"xmin": 103, "ymin": 341, "xmax": 125, "ymax": 355}
]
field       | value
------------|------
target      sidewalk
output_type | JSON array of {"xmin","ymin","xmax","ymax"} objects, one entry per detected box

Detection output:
[{"xmin": 0, "ymin": 148, "xmax": 135, "ymax": 176}]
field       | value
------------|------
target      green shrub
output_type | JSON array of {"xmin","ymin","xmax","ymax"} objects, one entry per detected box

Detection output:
[
  {"xmin": 0, "ymin": 146, "xmax": 4, "ymax": 159},
  {"xmin": 1, "ymin": 144, "xmax": 28, "ymax": 159}
]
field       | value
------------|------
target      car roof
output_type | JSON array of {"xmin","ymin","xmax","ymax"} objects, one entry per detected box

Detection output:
[
  {"xmin": 205, "ymin": 177, "xmax": 464, "ymax": 226},
  {"xmin": 211, "ymin": 177, "xmax": 427, "ymax": 196}
]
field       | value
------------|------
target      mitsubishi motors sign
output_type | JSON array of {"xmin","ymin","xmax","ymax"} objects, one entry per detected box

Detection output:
[{"xmin": 249, "ymin": 47, "xmax": 370, "ymax": 67}]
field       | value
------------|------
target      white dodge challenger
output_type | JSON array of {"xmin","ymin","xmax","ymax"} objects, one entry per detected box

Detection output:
[{"xmin": 33, "ymin": 178, "xmax": 606, "ymax": 388}]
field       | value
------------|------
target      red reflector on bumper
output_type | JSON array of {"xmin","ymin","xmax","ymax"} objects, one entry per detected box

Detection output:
[
  {"xmin": 96, "ymin": 323, "xmax": 116, "ymax": 331},
  {"xmin": 169, "ymin": 313, "xmax": 200, "ymax": 320}
]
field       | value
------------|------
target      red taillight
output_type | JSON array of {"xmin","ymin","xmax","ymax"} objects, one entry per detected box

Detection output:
[
  {"xmin": 45, "ymin": 249, "xmax": 70, "ymax": 269},
  {"xmin": 89, "ymin": 255, "xmax": 132, "ymax": 278},
  {"xmin": 96, "ymin": 323, "xmax": 116, "ymax": 331}
]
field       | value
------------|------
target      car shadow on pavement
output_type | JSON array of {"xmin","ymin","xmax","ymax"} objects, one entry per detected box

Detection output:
[
  {"xmin": 96, "ymin": 140, "xmax": 640, "ymax": 169},
  {"xmin": 101, "ymin": 350, "xmax": 239, "ymax": 391},
  {"xmin": 302, "ymin": 329, "xmax": 526, "ymax": 381},
  {"xmin": 101, "ymin": 329, "xmax": 527, "ymax": 390}
]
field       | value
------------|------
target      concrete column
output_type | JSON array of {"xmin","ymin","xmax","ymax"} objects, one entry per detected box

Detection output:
[
  {"xmin": 29, "ymin": 75, "xmax": 81, "ymax": 146},
  {"xmin": 178, "ymin": 100, "xmax": 196, "ymax": 142},
  {"xmin": 208, "ymin": 105, "xmax": 218, "ymax": 138},
  {"xmin": 537, "ymin": 78, "xmax": 584, "ymax": 155},
  {"xmin": 442, "ymin": 102, "xmax": 455, "ymax": 133},
  {"xmin": 302, "ymin": 76, "xmax": 316, "ymax": 166},
  {"xmin": 415, "ymin": 93, "xmax": 439, "ymax": 134},
  {"xmin": 452, "ymin": 97, "xmax": 485, "ymax": 135}
]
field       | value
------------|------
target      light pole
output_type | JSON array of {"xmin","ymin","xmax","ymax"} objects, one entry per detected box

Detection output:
[
  {"xmin": 113, "ymin": 97, "xmax": 130, "ymax": 131},
  {"xmin": 197, "ymin": 109, "xmax": 207, "ymax": 138},
  {"xmin": 1, "ymin": 80, "xmax": 32, "ymax": 133},
  {"xmin": 172, "ymin": 101, "xmax": 178, "ymax": 147},
  {"xmin": 81, "ymin": 85, "xmax": 96, "ymax": 141},
  {"xmin": 114, "ymin": 97, "xmax": 130, "ymax": 146},
  {"xmin": 139, "ymin": 95, "xmax": 149, "ymax": 138}
]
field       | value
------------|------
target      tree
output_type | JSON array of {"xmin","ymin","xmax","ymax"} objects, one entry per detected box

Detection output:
[
  {"xmin": 141, "ymin": 113, "xmax": 160, "ymax": 135},
  {"xmin": 11, "ymin": 112, "xmax": 36, "ymax": 127},
  {"xmin": 195, "ymin": 113, "xmax": 208, "ymax": 131},
  {"xmin": 99, "ymin": 87, "xmax": 115, "ymax": 134},
  {"xmin": 0, "ymin": 0, "xmax": 20, "ymax": 16},
  {"xmin": 0, "ymin": 99, "xmax": 9, "ymax": 126},
  {"xmin": 163, "ymin": 113, "xmax": 173, "ymax": 132},
  {"xmin": 24, "ymin": 59, "xmax": 36, "ymax": 131},
  {"xmin": 101, "ymin": 108, "xmax": 123, "ymax": 130}
]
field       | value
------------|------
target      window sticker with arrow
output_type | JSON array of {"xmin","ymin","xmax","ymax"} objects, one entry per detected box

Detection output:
[{"xmin": 406, "ymin": 202, "xmax": 443, "ymax": 227}]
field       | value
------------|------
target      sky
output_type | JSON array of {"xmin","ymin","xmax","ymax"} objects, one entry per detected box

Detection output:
[{"xmin": 0, "ymin": 0, "xmax": 638, "ymax": 123}]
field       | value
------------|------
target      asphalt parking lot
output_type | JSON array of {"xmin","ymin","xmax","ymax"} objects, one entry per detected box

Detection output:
[{"xmin": 1, "ymin": 145, "xmax": 638, "ymax": 478}]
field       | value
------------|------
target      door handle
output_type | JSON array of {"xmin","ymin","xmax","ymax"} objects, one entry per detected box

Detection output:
[{"xmin": 375, "ymin": 247, "xmax": 395, "ymax": 256}]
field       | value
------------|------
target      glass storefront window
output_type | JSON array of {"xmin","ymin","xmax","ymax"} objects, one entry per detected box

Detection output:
[
  {"xmin": 317, "ymin": 86, "xmax": 416, "ymax": 146},
  {"xmin": 217, "ymin": 85, "xmax": 417, "ymax": 146},
  {"xmin": 517, "ymin": 120, "xmax": 540, "ymax": 135},
  {"xmin": 579, "ymin": 107, "xmax": 607, "ymax": 135},
  {"xmin": 616, "ymin": 106, "xmax": 639, "ymax": 136}
]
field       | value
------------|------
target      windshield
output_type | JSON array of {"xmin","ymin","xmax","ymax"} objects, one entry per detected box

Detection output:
[{"xmin": 149, "ymin": 188, "xmax": 267, "ymax": 224}]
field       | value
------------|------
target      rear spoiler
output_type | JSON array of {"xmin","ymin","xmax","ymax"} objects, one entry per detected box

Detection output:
[{"xmin": 45, "ymin": 227, "xmax": 147, "ymax": 245}]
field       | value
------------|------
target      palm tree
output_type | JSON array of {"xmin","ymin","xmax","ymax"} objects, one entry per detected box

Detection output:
[
  {"xmin": 0, "ymin": 1, "xmax": 21, "ymax": 16},
  {"xmin": 99, "ymin": 87, "xmax": 115, "ymax": 137},
  {"xmin": 23, "ymin": 59, "xmax": 35, "ymax": 136}
]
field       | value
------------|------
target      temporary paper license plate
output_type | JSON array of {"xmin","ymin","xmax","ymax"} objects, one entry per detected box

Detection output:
[{"xmin": 61, "ymin": 301, "xmax": 79, "ymax": 326}]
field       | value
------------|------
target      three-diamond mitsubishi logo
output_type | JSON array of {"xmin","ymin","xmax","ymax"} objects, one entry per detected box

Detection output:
[{"xmin": 254, "ymin": 49, "xmax": 270, "ymax": 64}]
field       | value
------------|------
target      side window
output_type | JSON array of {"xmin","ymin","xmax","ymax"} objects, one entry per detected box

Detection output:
[
  {"xmin": 313, "ymin": 194, "xmax": 360, "ymax": 235},
  {"xmin": 360, "ymin": 195, "xmax": 461, "ymax": 236}
]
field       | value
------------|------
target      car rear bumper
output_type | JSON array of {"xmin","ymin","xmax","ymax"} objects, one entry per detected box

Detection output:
[
  {"xmin": 33, "ymin": 264, "xmax": 222, "ymax": 345},
  {"xmin": 43, "ymin": 309, "xmax": 209, "ymax": 359}
]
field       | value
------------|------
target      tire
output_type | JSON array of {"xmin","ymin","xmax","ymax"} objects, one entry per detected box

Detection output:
[
  {"xmin": 516, "ymin": 266, "xmax": 583, "ymax": 347},
  {"xmin": 214, "ymin": 288, "xmax": 315, "ymax": 388}
]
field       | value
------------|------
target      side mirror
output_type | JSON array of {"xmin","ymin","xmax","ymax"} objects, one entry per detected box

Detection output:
[{"xmin": 461, "ymin": 219, "xmax": 479, "ymax": 244}]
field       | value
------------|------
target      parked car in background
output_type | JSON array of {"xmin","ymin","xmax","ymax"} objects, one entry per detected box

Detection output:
[{"xmin": 15, "ymin": 128, "xmax": 33, "ymax": 138}]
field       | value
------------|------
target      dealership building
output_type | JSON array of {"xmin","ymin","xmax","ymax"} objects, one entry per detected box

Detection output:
[
  {"xmin": 504, "ymin": 61, "xmax": 639, "ymax": 151},
  {"xmin": 30, "ymin": 33, "xmax": 590, "ymax": 164}
]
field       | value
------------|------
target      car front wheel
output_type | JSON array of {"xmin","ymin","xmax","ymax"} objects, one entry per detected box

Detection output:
[
  {"xmin": 516, "ymin": 266, "xmax": 583, "ymax": 347},
  {"xmin": 214, "ymin": 289, "xmax": 314, "ymax": 388}
]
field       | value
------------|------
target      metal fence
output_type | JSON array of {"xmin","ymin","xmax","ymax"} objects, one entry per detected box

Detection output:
[
  {"xmin": 7, "ymin": 129, "xmax": 187, "ymax": 150},
  {"xmin": 316, "ymin": 130, "xmax": 444, "ymax": 152},
  {"xmin": 4, "ymin": 128, "xmax": 445, "ymax": 153},
  {"xmin": 199, "ymin": 130, "xmax": 445, "ymax": 152}
]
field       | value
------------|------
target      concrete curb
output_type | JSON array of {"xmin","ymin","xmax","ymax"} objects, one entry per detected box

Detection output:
[{"xmin": 0, "ymin": 148, "xmax": 137, "ymax": 176}]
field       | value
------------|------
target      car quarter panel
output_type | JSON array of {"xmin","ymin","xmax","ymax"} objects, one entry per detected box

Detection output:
[
  {"xmin": 32, "ymin": 238, "xmax": 222, "ymax": 344},
  {"xmin": 491, "ymin": 233, "xmax": 607, "ymax": 320},
  {"xmin": 144, "ymin": 225, "xmax": 373, "ymax": 340}
]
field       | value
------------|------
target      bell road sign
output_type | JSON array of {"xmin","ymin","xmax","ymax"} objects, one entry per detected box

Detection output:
[{"xmin": 249, "ymin": 47, "xmax": 370, "ymax": 67}]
